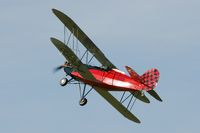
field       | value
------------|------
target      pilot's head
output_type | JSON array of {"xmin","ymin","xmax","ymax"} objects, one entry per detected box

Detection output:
[
  {"xmin": 64, "ymin": 61, "xmax": 72, "ymax": 67},
  {"xmin": 64, "ymin": 61, "xmax": 68, "ymax": 65}
]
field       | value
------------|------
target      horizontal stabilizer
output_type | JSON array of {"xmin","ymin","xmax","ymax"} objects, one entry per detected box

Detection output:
[
  {"xmin": 125, "ymin": 66, "xmax": 162, "ymax": 102},
  {"xmin": 131, "ymin": 91, "xmax": 150, "ymax": 103},
  {"xmin": 147, "ymin": 90, "xmax": 162, "ymax": 102}
]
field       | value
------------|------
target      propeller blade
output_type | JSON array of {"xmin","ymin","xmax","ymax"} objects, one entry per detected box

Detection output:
[{"xmin": 53, "ymin": 65, "xmax": 64, "ymax": 73}]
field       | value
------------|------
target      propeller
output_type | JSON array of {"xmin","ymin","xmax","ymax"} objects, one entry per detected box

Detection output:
[
  {"xmin": 53, "ymin": 61, "xmax": 70, "ymax": 73},
  {"xmin": 53, "ymin": 65, "xmax": 64, "ymax": 73}
]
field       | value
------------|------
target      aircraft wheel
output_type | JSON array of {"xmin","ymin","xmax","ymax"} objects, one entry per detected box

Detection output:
[
  {"xmin": 60, "ymin": 78, "xmax": 68, "ymax": 86},
  {"xmin": 79, "ymin": 98, "xmax": 87, "ymax": 106}
]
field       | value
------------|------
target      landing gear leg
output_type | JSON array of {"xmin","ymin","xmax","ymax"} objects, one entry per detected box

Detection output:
[
  {"xmin": 141, "ymin": 91, "xmax": 144, "ymax": 96},
  {"xmin": 78, "ymin": 84, "xmax": 93, "ymax": 106}
]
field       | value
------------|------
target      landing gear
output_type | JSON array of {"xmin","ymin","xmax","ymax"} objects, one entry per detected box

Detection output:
[
  {"xmin": 78, "ymin": 84, "xmax": 93, "ymax": 106},
  {"xmin": 141, "ymin": 91, "xmax": 144, "ymax": 96},
  {"xmin": 58, "ymin": 77, "xmax": 92, "ymax": 106},
  {"xmin": 60, "ymin": 78, "xmax": 68, "ymax": 86},
  {"xmin": 79, "ymin": 98, "xmax": 87, "ymax": 106}
]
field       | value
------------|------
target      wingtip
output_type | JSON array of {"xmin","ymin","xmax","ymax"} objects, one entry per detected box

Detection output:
[
  {"xmin": 159, "ymin": 98, "xmax": 163, "ymax": 102},
  {"xmin": 50, "ymin": 37, "xmax": 59, "ymax": 44},
  {"xmin": 133, "ymin": 117, "xmax": 141, "ymax": 124},
  {"xmin": 135, "ymin": 119, "xmax": 141, "ymax": 124},
  {"xmin": 127, "ymin": 116, "xmax": 141, "ymax": 124},
  {"xmin": 124, "ymin": 110, "xmax": 141, "ymax": 124},
  {"xmin": 50, "ymin": 37, "xmax": 54, "ymax": 42},
  {"xmin": 52, "ymin": 8, "xmax": 58, "ymax": 13},
  {"xmin": 52, "ymin": 8, "xmax": 62, "ymax": 16}
]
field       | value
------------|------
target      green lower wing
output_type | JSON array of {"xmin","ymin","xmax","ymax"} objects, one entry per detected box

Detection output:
[{"xmin": 95, "ymin": 87, "xmax": 141, "ymax": 123}]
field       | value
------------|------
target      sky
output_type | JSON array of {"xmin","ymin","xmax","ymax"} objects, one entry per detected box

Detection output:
[{"xmin": 0, "ymin": 0, "xmax": 200, "ymax": 132}]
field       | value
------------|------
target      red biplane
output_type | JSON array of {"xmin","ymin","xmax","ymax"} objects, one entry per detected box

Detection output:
[{"xmin": 51, "ymin": 9, "xmax": 162, "ymax": 123}]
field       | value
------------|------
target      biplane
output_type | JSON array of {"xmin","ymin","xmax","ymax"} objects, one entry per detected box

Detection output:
[{"xmin": 50, "ymin": 8, "xmax": 162, "ymax": 123}]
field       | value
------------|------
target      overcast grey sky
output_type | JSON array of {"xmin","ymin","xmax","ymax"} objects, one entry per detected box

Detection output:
[{"xmin": 0, "ymin": 0, "xmax": 200, "ymax": 133}]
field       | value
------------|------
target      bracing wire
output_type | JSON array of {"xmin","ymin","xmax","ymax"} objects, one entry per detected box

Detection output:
[
  {"xmin": 64, "ymin": 26, "xmax": 66, "ymax": 45},
  {"xmin": 72, "ymin": 28, "xmax": 75, "ymax": 51}
]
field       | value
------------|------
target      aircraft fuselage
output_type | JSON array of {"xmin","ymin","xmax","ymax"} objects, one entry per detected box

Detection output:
[{"xmin": 65, "ymin": 67, "xmax": 148, "ymax": 91}]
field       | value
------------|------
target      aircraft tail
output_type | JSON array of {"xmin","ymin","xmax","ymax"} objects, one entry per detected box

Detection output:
[
  {"xmin": 125, "ymin": 66, "xmax": 160, "ymax": 90},
  {"xmin": 140, "ymin": 68, "xmax": 160, "ymax": 90},
  {"xmin": 125, "ymin": 66, "xmax": 162, "ymax": 102}
]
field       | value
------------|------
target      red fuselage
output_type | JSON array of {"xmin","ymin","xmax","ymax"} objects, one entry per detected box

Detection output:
[{"xmin": 69, "ymin": 68, "xmax": 147, "ymax": 91}]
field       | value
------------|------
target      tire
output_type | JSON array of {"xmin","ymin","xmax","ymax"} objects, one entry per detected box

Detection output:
[
  {"xmin": 60, "ymin": 78, "xmax": 68, "ymax": 86},
  {"xmin": 79, "ymin": 98, "xmax": 87, "ymax": 106}
]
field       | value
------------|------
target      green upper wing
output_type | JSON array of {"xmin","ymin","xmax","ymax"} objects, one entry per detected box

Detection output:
[
  {"xmin": 50, "ymin": 37, "xmax": 140, "ymax": 123},
  {"xmin": 52, "ymin": 8, "xmax": 116, "ymax": 69}
]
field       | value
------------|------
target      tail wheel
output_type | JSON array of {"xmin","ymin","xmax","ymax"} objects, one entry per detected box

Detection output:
[
  {"xmin": 60, "ymin": 78, "xmax": 68, "ymax": 86},
  {"xmin": 79, "ymin": 98, "xmax": 87, "ymax": 106}
]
